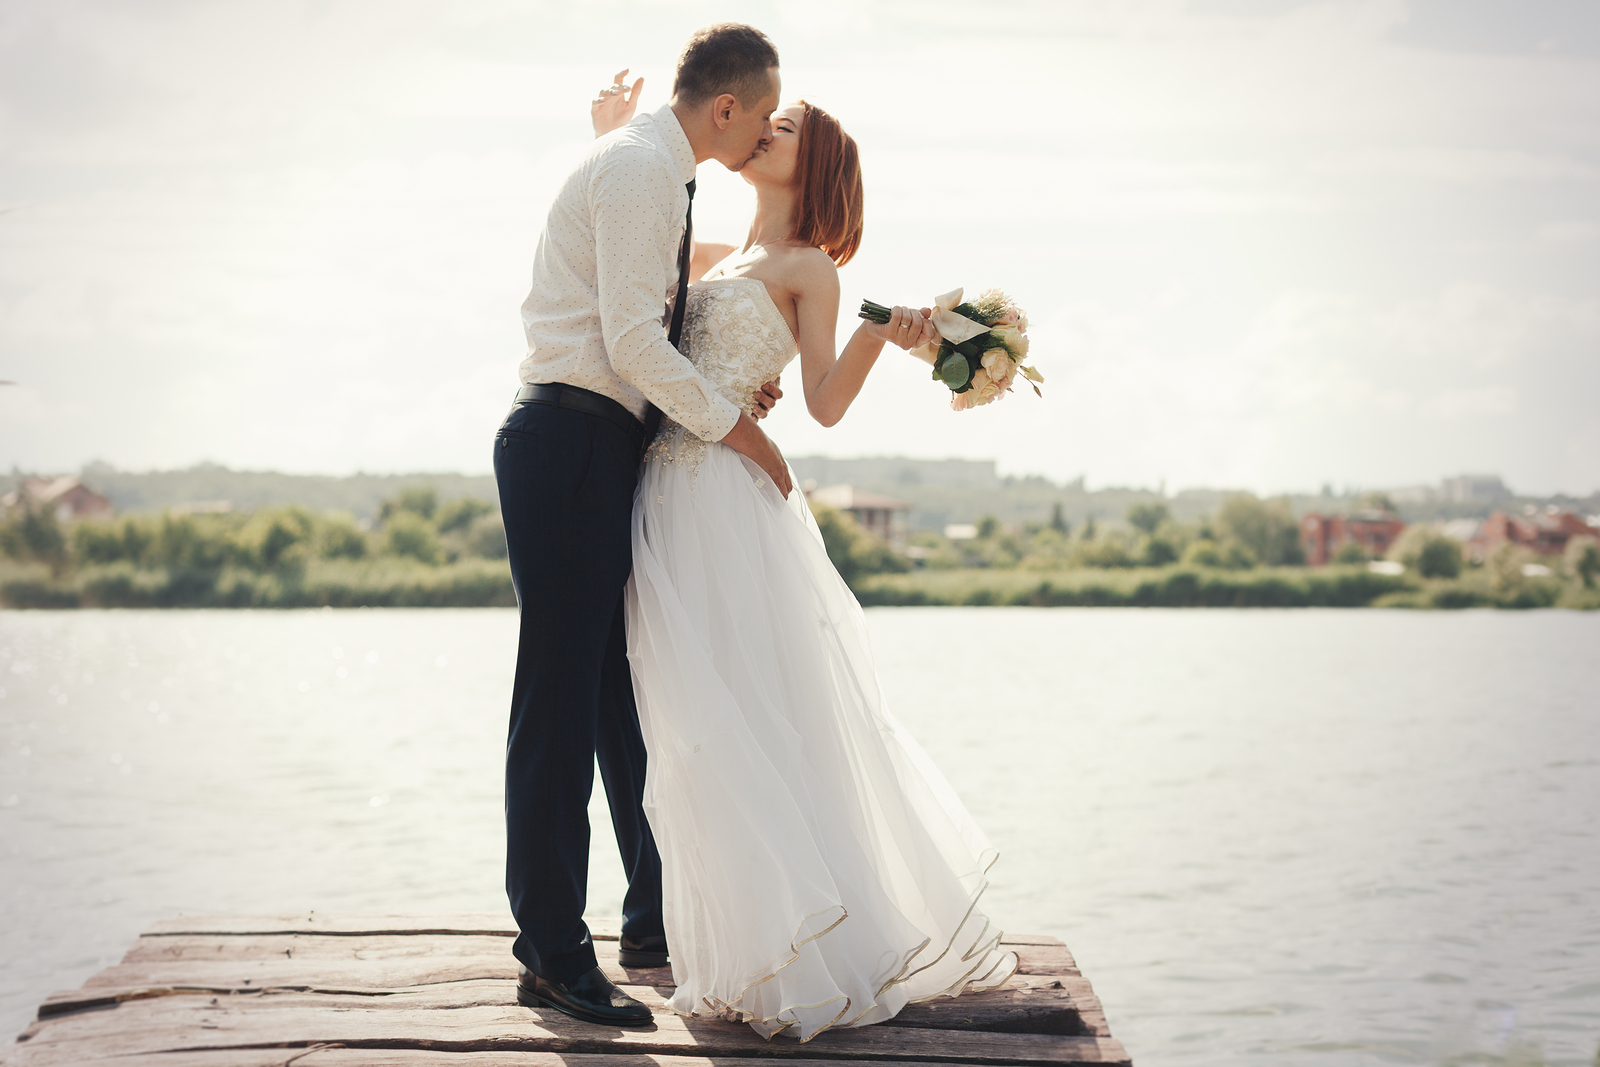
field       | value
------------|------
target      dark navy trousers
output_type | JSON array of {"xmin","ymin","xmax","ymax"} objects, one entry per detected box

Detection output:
[{"xmin": 493, "ymin": 399, "xmax": 664, "ymax": 983}]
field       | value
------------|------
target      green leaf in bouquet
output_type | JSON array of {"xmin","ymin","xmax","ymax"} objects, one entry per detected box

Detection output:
[{"xmin": 937, "ymin": 351, "xmax": 973, "ymax": 391}]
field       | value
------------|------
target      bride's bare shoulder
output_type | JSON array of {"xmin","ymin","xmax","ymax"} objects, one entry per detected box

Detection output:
[{"xmin": 782, "ymin": 245, "xmax": 839, "ymax": 293}]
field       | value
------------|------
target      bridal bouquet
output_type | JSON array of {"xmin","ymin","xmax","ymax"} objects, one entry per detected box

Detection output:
[{"xmin": 859, "ymin": 288, "xmax": 1043, "ymax": 410}]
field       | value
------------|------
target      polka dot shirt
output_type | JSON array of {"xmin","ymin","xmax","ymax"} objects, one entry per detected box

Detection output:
[{"xmin": 517, "ymin": 104, "xmax": 741, "ymax": 443}]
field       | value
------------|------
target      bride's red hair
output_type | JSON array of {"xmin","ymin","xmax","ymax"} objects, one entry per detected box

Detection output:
[{"xmin": 791, "ymin": 101, "xmax": 863, "ymax": 267}]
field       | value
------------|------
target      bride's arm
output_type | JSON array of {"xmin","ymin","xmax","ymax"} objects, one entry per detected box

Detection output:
[
  {"xmin": 793, "ymin": 253, "xmax": 936, "ymax": 427},
  {"xmin": 591, "ymin": 70, "xmax": 644, "ymax": 137}
]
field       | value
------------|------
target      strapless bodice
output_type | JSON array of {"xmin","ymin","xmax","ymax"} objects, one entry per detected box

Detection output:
[
  {"xmin": 645, "ymin": 277, "xmax": 797, "ymax": 485},
  {"xmin": 676, "ymin": 277, "xmax": 798, "ymax": 420}
]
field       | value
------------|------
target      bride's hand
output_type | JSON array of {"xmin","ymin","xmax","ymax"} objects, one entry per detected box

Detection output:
[
  {"xmin": 863, "ymin": 305, "xmax": 939, "ymax": 352},
  {"xmin": 591, "ymin": 69, "xmax": 644, "ymax": 138}
]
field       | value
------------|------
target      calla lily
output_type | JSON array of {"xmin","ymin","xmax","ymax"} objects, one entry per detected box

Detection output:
[{"xmin": 912, "ymin": 288, "xmax": 994, "ymax": 365}]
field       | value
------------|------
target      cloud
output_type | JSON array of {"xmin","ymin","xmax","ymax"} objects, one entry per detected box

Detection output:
[
  {"xmin": 1319, "ymin": 146, "xmax": 1600, "ymax": 183},
  {"xmin": 1, "ymin": 0, "xmax": 1597, "ymax": 495},
  {"xmin": 1378, "ymin": 285, "xmax": 1600, "ymax": 368},
  {"xmin": 1537, "ymin": 220, "xmax": 1600, "ymax": 244},
  {"xmin": 1420, "ymin": 385, "xmax": 1518, "ymax": 420}
]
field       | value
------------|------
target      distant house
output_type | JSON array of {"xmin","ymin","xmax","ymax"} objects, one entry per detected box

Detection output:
[
  {"xmin": 1300, "ymin": 509, "xmax": 1406, "ymax": 566},
  {"xmin": 0, "ymin": 477, "xmax": 114, "ymax": 522},
  {"xmin": 805, "ymin": 484, "xmax": 911, "ymax": 551},
  {"xmin": 1440, "ymin": 474, "xmax": 1509, "ymax": 503},
  {"xmin": 1465, "ymin": 507, "xmax": 1600, "ymax": 561}
]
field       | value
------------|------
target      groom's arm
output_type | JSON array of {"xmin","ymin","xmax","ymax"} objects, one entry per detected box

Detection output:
[
  {"xmin": 589, "ymin": 153, "xmax": 794, "ymax": 496},
  {"xmin": 591, "ymin": 153, "xmax": 741, "ymax": 444}
]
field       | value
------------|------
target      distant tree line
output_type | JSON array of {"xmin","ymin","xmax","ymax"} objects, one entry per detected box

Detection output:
[{"xmin": 0, "ymin": 488, "xmax": 510, "ymax": 608}]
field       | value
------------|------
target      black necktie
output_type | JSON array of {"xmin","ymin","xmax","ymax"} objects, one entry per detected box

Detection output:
[{"xmin": 641, "ymin": 178, "xmax": 694, "ymax": 455}]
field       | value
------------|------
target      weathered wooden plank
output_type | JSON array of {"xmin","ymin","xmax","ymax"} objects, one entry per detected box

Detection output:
[
  {"xmin": 115, "ymin": 932, "xmax": 1073, "ymax": 983},
  {"xmin": 139, "ymin": 916, "xmax": 1056, "ymax": 951},
  {"xmin": 44, "ymin": 969, "xmax": 1103, "ymax": 1038},
  {"xmin": 1010, "ymin": 945, "xmax": 1079, "ymax": 976},
  {"xmin": 994, "ymin": 934, "xmax": 1064, "ymax": 947},
  {"xmin": 4, "ymin": 1051, "xmax": 1078, "ymax": 1067},
  {"xmin": 10, "ymin": 983, "xmax": 1130, "ymax": 1065},
  {"xmin": 91, "ymin": 933, "xmax": 1075, "ymax": 1007},
  {"xmin": 140, "ymin": 916, "xmax": 525, "ymax": 940}
]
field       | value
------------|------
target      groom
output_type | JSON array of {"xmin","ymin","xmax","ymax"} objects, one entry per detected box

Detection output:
[{"xmin": 493, "ymin": 24, "xmax": 791, "ymax": 1027}]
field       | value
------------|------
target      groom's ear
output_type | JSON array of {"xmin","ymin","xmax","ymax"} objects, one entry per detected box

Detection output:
[{"xmin": 711, "ymin": 93, "xmax": 740, "ymax": 130}]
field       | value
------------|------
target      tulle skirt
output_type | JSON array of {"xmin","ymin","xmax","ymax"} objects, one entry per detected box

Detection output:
[{"xmin": 625, "ymin": 429, "xmax": 1017, "ymax": 1041}]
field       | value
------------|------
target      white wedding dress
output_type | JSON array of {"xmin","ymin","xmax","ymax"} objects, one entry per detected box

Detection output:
[{"xmin": 625, "ymin": 277, "xmax": 1017, "ymax": 1041}]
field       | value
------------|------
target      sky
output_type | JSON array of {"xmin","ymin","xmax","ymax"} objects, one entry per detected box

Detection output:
[{"xmin": 1, "ymin": 0, "xmax": 1597, "ymax": 495}]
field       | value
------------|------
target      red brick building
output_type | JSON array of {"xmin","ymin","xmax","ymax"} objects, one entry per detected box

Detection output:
[
  {"xmin": 1465, "ymin": 508, "xmax": 1599, "ymax": 561},
  {"xmin": 1300, "ymin": 509, "xmax": 1406, "ymax": 566}
]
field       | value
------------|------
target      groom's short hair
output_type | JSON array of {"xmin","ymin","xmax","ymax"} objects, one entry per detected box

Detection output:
[{"xmin": 673, "ymin": 24, "xmax": 779, "ymax": 107}]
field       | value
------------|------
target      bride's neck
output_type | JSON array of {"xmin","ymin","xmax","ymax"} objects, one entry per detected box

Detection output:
[{"xmin": 744, "ymin": 181, "xmax": 797, "ymax": 250}]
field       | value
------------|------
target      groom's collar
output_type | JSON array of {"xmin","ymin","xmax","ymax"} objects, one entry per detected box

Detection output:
[{"xmin": 652, "ymin": 104, "xmax": 697, "ymax": 186}]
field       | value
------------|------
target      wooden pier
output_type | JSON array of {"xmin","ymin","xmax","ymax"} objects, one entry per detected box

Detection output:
[{"xmin": 4, "ymin": 914, "xmax": 1131, "ymax": 1066}]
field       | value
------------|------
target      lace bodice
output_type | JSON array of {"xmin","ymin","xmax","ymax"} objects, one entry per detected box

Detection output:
[
  {"xmin": 646, "ymin": 277, "xmax": 798, "ymax": 485},
  {"xmin": 680, "ymin": 277, "xmax": 798, "ymax": 416}
]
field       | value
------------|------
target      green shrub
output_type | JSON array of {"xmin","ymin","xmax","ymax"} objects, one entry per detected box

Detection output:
[
  {"xmin": 0, "ymin": 578, "xmax": 80, "ymax": 608},
  {"xmin": 437, "ymin": 497, "xmax": 493, "ymax": 534},
  {"xmin": 72, "ymin": 518, "xmax": 154, "ymax": 566},
  {"xmin": 384, "ymin": 512, "xmax": 441, "ymax": 565},
  {"xmin": 1216, "ymin": 494, "xmax": 1304, "ymax": 566},
  {"xmin": 1390, "ymin": 526, "xmax": 1463, "ymax": 579},
  {"xmin": 1127, "ymin": 502, "xmax": 1170, "ymax": 535},
  {"xmin": 239, "ymin": 508, "xmax": 314, "ymax": 576},
  {"xmin": 1181, "ymin": 538, "xmax": 1255, "ymax": 570},
  {"xmin": 810, "ymin": 505, "xmax": 908, "ymax": 588},
  {"xmin": 1566, "ymin": 537, "xmax": 1600, "ymax": 587},
  {"xmin": 1141, "ymin": 536, "xmax": 1179, "ymax": 567},
  {"xmin": 1332, "ymin": 541, "xmax": 1369, "ymax": 565},
  {"xmin": 0, "ymin": 507, "xmax": 69, "ymax": 576},
  {"xmin": 460, "ymin": 514, "xmax": 509, "ymax": 560},
  {"xmin": 320, "ymin": 516, "xmax": 369, "ymax": 560},
  {"xmin": 380, "ymin": 487, "xmax": 437, "ymax": 523},
  {"xmin": 854, "ymin": 566, "xmax": 1413, "ymax": 608},
  {"xmin": 77, "ymin": 563, "xmax": 164, "ymax": 608}
]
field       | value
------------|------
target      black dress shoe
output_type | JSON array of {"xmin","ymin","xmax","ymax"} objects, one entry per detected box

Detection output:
[
  {"xmin": 516, "ymin": 964, "xmax": 652, "ymax": 1026},
  {"xmin": 617, "ymin": 933, "xmax": 670, "ymax": 968}
]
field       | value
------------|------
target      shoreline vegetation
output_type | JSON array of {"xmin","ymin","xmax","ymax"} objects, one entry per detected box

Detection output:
[{"xmin": 2, "ymin": 488, "xmax": 1596, "ymax": 611}]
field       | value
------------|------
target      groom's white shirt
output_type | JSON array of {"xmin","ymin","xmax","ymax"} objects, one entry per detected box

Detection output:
[{"xmin": 517, "ymin": 104, "xmax": 741, "ymax": 444}]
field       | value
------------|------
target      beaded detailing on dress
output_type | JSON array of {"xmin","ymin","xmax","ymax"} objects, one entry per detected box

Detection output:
[{"xmin": 644, "ymin": 277, "xmax": 797, "ymax": 492}]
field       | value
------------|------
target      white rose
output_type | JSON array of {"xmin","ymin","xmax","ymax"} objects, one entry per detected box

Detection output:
[
  {"xmin": 964, "ymin": 367, "xmax": 1002, "ymax": 406},
  {"xmin": 981, "ymin": 348, "xmax": 1016, "ymax": 385}
]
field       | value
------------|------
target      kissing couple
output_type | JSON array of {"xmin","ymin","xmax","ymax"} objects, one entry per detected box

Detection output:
[{"xmin": 493, "ymin": 22, "xmax": 1017, "ymax": 1042}]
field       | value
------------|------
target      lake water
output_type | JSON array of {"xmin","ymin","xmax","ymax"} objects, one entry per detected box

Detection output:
[{"xmin": 1, "ymin": 608, "xmax": 1596, "ymax": 1065}]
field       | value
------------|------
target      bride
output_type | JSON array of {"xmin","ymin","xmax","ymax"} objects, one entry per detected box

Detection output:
[{"xmin": 592, "ymin": 77, "xmax": 1018, "ymax": 1041}]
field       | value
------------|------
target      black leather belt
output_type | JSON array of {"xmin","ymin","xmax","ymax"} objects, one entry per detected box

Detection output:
[{"xmin": 513, "ymin": 382, "xmax": 645, "ymax": 448}]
